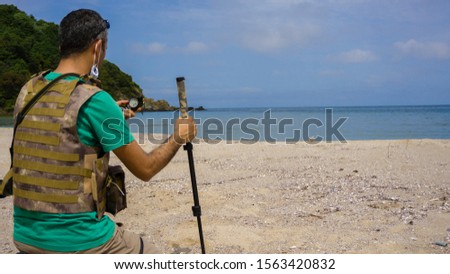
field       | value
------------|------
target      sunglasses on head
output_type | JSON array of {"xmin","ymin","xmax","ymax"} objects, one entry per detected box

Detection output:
[
  {"xmin": 94, "ymin": 19, "xmax": 110, "ymax": 38},
  {"xmin": 103, "ymin": 19, "xmax": 110, "ymax": 30}
]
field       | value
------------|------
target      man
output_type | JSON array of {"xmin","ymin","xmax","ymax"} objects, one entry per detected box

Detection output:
[{"xmin": 6, "ymin": 9, "xmax": 197, "ymax": 253}]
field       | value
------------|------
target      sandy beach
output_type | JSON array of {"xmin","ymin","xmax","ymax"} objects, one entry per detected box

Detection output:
[{"xmin": 0, "ymin": 127, "xmax": 449, "ymax": 254}]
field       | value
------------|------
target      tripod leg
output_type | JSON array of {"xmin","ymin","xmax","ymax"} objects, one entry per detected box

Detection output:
[{"xmin": 184, "ymin": 142, "xmax": 206, "ymax": 254}]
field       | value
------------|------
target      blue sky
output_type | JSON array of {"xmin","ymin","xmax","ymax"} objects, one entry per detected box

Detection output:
[{"xmin": 3, "ymin": 0, "xmax": 450, "ymax": 107}]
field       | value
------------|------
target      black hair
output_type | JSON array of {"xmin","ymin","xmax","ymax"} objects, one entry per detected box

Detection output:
[{"xmin": 59, "ymin": 9, "xmax": 109, "ymax": 58}]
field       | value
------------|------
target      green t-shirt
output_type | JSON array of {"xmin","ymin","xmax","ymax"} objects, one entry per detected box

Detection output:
[{"xmin": 13, "ymin": 72, "xmax": 134, "ymax": 252}]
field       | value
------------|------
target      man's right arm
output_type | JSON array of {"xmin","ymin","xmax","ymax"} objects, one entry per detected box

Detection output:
[{"xmin": 113, "ymin": 116, "xmax": 197, "ymax": 181}]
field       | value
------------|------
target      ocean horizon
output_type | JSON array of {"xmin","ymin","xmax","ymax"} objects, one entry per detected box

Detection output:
[{"xmin": 1, "ymin": 104, "xmax": 450, "ymax": 142}]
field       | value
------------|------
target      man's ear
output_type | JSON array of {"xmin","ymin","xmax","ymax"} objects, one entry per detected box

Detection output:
[
  {"xmin": 94, "ymin": 39, "xmax": 103, "ymax": 52},
  {"xmin": 88, "ymin": 40, "xmax": 101, "ymax": 54}
]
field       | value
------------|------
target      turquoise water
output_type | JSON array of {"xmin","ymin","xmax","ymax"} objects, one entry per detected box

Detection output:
[
  {"xmin": 2, "ymin": 105, "xmax": 450, "ymax": 141},
  {"xmin": 128, "ymin": 105, "xmax": 450, "ymax": 142}
]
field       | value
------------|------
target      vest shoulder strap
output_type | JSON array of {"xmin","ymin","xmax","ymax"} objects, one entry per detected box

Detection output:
[{"xmin": 0, "ymin": 168, "xmax": 13, "ymax": 197}]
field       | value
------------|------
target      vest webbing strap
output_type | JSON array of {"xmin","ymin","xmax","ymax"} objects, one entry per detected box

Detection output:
[
  {"xmin": 27, "ymin": 108, "xmax": 65, "ymax": 117},
  {"xmin": 19, "ymin": 120, "xmax": 61, "ymax": 132},
  {"xmin": 13, "ymin": 173, "xmax": 79, "ymax": 190},
  {"xmin": 13, "ymin": 187, "xmax": 79, "ymax": 204},
  {"xmin": 97, "ymin": 197, "xmax": 106, "ymax": 214},
  {"xmin": 14, "ymin": 145, "xmax": 79, "ymax": 162},
  {"xmin": 24, "ymin": 94, "xmax": 71, "ymax": 105},
  {"xmin": 14, "ymin": 159, "xmax": 92, "ymax": 178},
  {"xmin": 0, "ymin": 169, "xmax": 13, "ymax": 194},
  {"xmin": 15, "ymin": 132, "xmax": 60, "ymax": 146}
]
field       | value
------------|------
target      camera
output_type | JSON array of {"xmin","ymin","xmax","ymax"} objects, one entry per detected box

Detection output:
[{"xmin": 127, "ymin": 96, "xmax": 144, "ymax": 112}]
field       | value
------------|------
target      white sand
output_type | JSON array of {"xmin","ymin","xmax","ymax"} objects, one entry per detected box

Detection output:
[{"xmin": 1, "ymin": 128, "xmax": 449, "ymax": 253}]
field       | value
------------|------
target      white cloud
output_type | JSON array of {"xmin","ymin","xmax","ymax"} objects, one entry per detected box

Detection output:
[
  {"xmin": 147, "ymin": 42, "xmax": 166, "ymax": 54},
  {"xmin": 240, "ymin": 22, "xmax": 321, "ymax": 53},
  {"xmin": 132, "ymin": 41, "xmax": 209, "ymax": 55},
  {"xmin": 184, "ymin": 42, "xmax": 209, "ymax": 53},
  {"xmin": 394, "ymin": 39, "xmax": 450, "ymax": 59},
  {"xmin": 206, "ymin": 0, "xmax": 323, "ymax": 53},
  {"xmin": 334, "ymin": 49, "xmax": 378, "ymax": 63},
  {"xmin": 132, "ymin": 42, "xmax": 166, "ymax": 54}
]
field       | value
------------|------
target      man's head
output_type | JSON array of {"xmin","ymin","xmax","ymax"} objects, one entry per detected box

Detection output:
[{"xmin": 59, "ymin": 9, "xmax": 109, "ymax": 59}]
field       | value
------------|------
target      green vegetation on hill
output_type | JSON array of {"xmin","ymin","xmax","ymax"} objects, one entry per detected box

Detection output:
[
  {"xmin": 0, "ymin": 4, "xmax": 175, "ymax": 114},
  {"xmin": 0, "ymin": 5, "xmax": 59, "ymax": 114},
  {"xmin": 100, "ymin": 60, "xmax": 142, "ymax": 100},
  {"xmin": 143, "ymin": 98, "xmax": 176, "ymax": 111}
]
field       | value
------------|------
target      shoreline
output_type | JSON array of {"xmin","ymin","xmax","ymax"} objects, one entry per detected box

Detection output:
[
  {"xmin": 2, "ymin": 125, "xmax": 449, "ymax": 144},
  {"xmin": 1, "ymin": 128, "xmax": 449, "ymax": 254}
]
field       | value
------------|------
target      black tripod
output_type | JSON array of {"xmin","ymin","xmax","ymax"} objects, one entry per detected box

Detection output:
[
  {"xmin": 184, "ymin": 142, "xmax": 206, "ymax": 254},
  {"xmin": 177, "ymin": 77, "xmax": 206, "ymax": 254}
]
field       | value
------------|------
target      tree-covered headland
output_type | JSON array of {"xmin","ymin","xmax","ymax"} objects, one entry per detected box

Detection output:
[{"xmin": 0, "ymin": 4, "xmax": 177, "ymax": 115}]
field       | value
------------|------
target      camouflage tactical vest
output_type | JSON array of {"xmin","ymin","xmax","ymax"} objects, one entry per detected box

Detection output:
[{"xmin": 11, "ymin": 71, "xmax": 109, "ymax": 219}]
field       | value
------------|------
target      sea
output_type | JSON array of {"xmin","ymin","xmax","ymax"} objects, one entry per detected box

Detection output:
[{"xmin": 1, "ymin": 105, "xmax": 449, "ymax": 142}]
